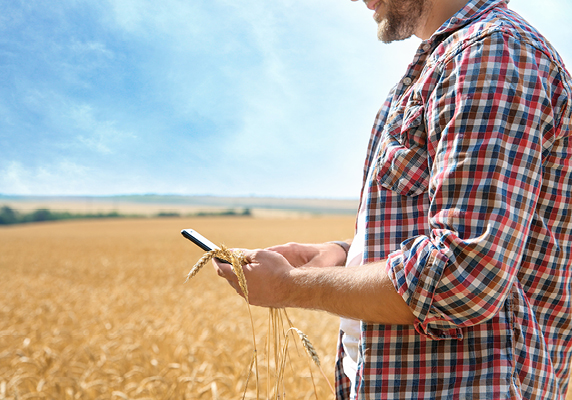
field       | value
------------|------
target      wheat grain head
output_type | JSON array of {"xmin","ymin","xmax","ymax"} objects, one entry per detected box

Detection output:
[
  {"xmin": 290, "ymin": 328, "xmax": 320, "ymax": 367},
  {"xmin": 185, "ymin": 250, "xmax": 217, "ymax": 282},
  {"xmin": 185, "ymin": 246, "xmax": 249, "ymax": 301}
]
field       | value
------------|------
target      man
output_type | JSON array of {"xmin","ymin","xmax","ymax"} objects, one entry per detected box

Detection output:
[{"xmin": 214, "ymin": 0, "xmax": 572, "ymax": 398}]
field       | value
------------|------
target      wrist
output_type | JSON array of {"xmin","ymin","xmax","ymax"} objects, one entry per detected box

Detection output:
[
  {"xmin": 327, "ymin": 241, "xmax": 350, "ymax": 266},
  {"xmin": 283, "ymin": 267, "xmax": 304, "ymax": 308},
  {"xmin": 285, "ymin": 266, "xmax": 319, "ymax": 309}
]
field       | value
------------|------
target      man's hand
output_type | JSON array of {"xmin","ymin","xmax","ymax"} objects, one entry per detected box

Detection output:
[
  {"xmin": 211, "ymin": 240, "xmax": 349, "ymax": 307},
  {"xmin": 267, "ymin": 242, "xmax": 348, "ymax": 268},
  {"xmin": 212, "ymin": 249, "xmax": 295, "ymax": 308}
]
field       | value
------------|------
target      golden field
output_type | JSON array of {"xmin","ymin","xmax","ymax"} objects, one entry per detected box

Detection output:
[
  {"xmin": 3, "ymin": 215, "xmax": 572, "ymax": 400},
  {"xmin": 0, "ymin": 216, "xmax": 355, "ymax": 400}
]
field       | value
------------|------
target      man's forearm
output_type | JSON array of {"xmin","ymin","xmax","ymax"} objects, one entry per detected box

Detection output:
[{"xmin": 284, "ymin": 261, "xmax": 416, "ymax": 325}]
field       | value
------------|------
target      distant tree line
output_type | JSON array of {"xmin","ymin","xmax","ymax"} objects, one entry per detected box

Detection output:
[
  {"xmin": 156, "ymin": 209, "xmax": 252, "ymax": 218},
  {"xmin": 0, "ymin": 205, "xmax": 252, "ymax": 225},
  {"xmin": 195, "ymin": 208, "xmax": 252, "ymax": 217},
  {"xmin": 0, "ymin": 206, "xmax": 122, "ymax": 225}
]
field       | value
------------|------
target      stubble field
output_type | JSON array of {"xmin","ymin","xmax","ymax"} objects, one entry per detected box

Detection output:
[{"xmin": 0, "ymin": 216, "xmax": 355, "ymax": 399}]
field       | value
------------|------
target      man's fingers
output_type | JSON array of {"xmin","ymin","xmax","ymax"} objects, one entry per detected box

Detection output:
[
  {"xmin": 213, "ymin": 262, "xmax": 245, "ymax": 297},
  {"xmin": 212, "ymin": 257, "xmax": 236, "ymax": 281},
  {"xmin": 242, "ymin": 248, "xmax": 288, "ymax": 265}
]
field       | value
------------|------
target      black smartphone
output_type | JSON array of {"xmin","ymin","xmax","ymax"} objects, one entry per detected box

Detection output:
[
  {"xmin": 181, "ymin": 229, "xmax": 220, "ymax": 251},
  {"xmin": 181, "ymin": 229, "xmax": 230, "ymax": 264}
]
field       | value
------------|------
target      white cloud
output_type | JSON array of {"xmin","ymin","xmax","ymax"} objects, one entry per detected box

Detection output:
[
  {"xmin": 69, "ymin": 104, "xmax": 136, "ymax": 154},
  {"xmin": 14, "ymin": 86, "xmax": 136, "ymax": 155},
  {"xmin": 104, "ymin": 0, "xmax": 206, "ymax": 40},
  {"xmin": 0, "ymin": 160, "xmax": 92, "ymax": 195},
  {"xmin": 69, "ymin": 39, "xmax": 114, "ymax": 60},
  {"xmin": 1, "ymin": 162, "xmax": 30, "ymax": 194}
]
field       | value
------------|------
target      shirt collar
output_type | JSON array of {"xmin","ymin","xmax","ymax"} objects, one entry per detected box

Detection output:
[{"xmin": 432, "ymin": 0, "xmax": 509, "ymax": 38}]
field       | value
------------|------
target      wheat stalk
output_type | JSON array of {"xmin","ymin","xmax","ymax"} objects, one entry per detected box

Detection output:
[
  {"xmin": 186, "ymin": 245, "xmax": 334, "ymax": 399},
  {"xmin": 229, "ymin": 249, "xmax": 249, "ymax": 300},
  {"xmin": 185, "ymin": 245, "xmax": 259, "ymax": 398}
]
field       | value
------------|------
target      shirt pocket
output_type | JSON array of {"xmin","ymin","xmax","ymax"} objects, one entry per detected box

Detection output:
[{"xmin": 374, "ymin": 99, "xmax": 429, "ymax": 197}]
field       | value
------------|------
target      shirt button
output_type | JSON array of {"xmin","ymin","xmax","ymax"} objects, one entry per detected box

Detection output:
[
  {"xmin": 402, "ymin": 77, "xmax": 412, "ymax": 86},
  {"xmin": 423, "ymin": 44, "xmax": 431, "ymax": 52},
  {"xmin": 450, "ymin": 17, "xmax": 458, "ymax": 24}
]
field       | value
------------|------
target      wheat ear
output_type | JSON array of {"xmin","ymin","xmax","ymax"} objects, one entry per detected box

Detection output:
[
  {"xmin": 289, "ymin": 328, "xmax": 320, "ymax": 367},
  {"xmin": 185, "ymin": 245, "xmax": 249, "ymax": 301},
  {"xmin": 185, "ymin": 250, "xmax": 218, "ymax": 282}
]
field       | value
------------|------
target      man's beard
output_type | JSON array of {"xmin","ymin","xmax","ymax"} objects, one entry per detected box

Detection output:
[{"xmin": 375, "ymin": 0, "xmax": 429, "ymax": 43}]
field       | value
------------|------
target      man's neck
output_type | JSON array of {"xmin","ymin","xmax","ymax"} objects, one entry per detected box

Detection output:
[{"xmin": 415, "ymin": 0, "xmax": 469, "ymax": 40}]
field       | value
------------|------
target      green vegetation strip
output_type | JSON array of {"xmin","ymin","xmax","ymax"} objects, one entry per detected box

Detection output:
[{"xmin": 0, "ymin": 206, "xmax": 251, "ymax": 225}]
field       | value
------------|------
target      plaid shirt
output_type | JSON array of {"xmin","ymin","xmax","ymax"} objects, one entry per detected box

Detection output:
[{"xmin": 335, "ymin": 0, "xmax": 572, "ymax": 398}]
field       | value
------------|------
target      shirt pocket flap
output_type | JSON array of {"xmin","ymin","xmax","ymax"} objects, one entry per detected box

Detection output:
[{"xmin": 375, "ymin": 102, "xmax": 429, "ymax": 197}]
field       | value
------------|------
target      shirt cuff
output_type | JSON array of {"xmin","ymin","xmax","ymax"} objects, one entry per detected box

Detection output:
[{"xmin": 386, "ymin": 239, "xmax": 464, "ymax": 341}]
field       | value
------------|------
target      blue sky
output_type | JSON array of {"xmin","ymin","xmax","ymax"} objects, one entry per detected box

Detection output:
[{"xmin": 1, "ymin": 0, "xmax": 571, "ymax": 198}]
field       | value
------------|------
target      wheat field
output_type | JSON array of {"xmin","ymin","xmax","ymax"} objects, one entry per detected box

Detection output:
[
  {"xmin": 2, "ymin": 216, "xmax": 572, "ymax": 400},
  {"xmin": 0, "ymin": 216, "xmax": 355, "ymax": 399}
]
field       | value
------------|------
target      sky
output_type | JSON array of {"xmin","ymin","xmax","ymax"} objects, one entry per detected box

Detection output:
[{"xmin": 1, "ymin": 0, "xmax": 571, "ymax": 199}]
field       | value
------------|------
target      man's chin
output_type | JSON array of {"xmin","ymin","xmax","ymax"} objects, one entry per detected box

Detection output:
[
  {"xmin": 377, "ymin": 21, "xmax": 414, "ymax": 43},
  {"xmin": 377, "ymin": 22, "xmax": 396, "ymax": 43}
]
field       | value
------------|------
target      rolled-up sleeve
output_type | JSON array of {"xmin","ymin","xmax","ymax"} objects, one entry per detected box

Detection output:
[{"xmin": 386, "ymin": 32, "xmax": 551, "ymax": 339}]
